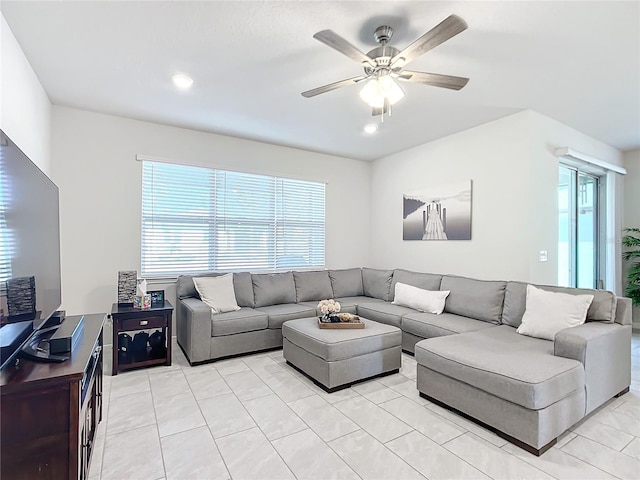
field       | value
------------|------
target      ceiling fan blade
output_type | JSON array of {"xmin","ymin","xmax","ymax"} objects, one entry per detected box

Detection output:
[
  {"xmin": 301, "ymin": 76, "xmax": 368, "ymax": 98},
  {"xmin": 398, "ymin": 71, "xmax": 469, "ymax": 90},
  {"xmin": 313, "ymin": 30, "xmax": 376, "ymax": 67},
  {"xmin": 390, "ymin": 14, "xmax": 467, "ymax": 67}
]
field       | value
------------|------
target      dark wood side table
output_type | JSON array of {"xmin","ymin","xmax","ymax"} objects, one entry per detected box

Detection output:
[{"xmin": 110, "ymin": 301, "xmax": 173, "ymax": 375}]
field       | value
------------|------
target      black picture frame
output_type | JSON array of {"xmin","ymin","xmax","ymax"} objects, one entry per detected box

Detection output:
[{"xmin": 149, "ymin": 290, "xmax": 164, "ymax": 308}]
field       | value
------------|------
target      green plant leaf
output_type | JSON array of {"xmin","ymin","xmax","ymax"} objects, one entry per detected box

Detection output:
[
  {"xmin": 623, "ymin": 251, "xmax": 640, "ymax": 261},
  {"xmin": 622, "ymin": 236, "xmax": 640, "ymax": 247},
  {"xmin": 622, "ymin": 227, "xmax": 640, "ymax": 305}
]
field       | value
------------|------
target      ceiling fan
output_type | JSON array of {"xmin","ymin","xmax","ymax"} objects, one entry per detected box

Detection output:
[{"xmin": 301, "ymin": 15, "xmax": 469, "ymax": 117}]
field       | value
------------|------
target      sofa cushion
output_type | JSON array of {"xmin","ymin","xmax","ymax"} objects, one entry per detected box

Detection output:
[
  {"xmin": 252, "ymin": 272, "xmax": 296, "ymax": 307},
  {"xmin": 414, "ymin": 325, "xmax": 585, "ymax": 410},
  {"xmin": 282, "ymin": 318, "xmax": 401, "ymax": 362},
  {"xmin": 176, "ymin": 271, "xmax": 255, "ymax": 308},
  {"xmin": 391, "ymin": 270, "xmax": 442, "ymax": 298},
  {"xmin": 362, "ymin": 268, "xmax": 394, "ymax": 301},
  {"xmin": 503, "ymin": 281, "xmax": 617, "ymax": 328},
  {"xmin": 293, "ymin": 271, "xmax": 334, "ymax": 302},
  {"xmin": 356, "ymin": 301, "xmax": 416, "ymax": 328},
  {"xmin": 193, "ymin": 274, "xmax": 240, "ymax": 314},
  {"xmin": 232, "ymin": 272, "xmax": 255, "ymax": 308},
  {"xmin": 403, "ymin": 312, "xmax": 497, "ymax": 339},
  {"xmin": 255, "ymin": 304, "xmax": 317, "ymax": 329},
  {"xmin": 440, "ymin": 275, "xmax": 506, "ymax": 324},
  {"xmin": 334, "ymin": 296, "xmax": 383, "ymax": 315},
  {"xmin": 210, "ymin": 308, "xmax": 268, "ymax": 337},
  {"xmin": 329, "ymin": 268, "xmax": 364, "ymax": 297}
]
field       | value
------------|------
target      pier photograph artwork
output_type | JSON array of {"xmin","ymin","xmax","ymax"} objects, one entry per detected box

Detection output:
[{"xmin": 403, "ymin": 180, "xmax": 472, "ymax": 241}]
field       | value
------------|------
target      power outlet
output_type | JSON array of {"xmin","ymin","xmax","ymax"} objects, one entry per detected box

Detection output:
[{"xmin": 539, "ymin": 250, "xmax": 548, "ymax": 262}]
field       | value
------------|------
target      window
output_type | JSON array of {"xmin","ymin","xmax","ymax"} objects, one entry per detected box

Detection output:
[
  {"xmin": 558, "ymin": 165, "xmax": 600, "ymax": 288},
  {"xmin": 141, "ymin": 161, "xmax": 325, "ymax": 277},
  {"xmin": 0, "ymin": 160, "xmax": 12, "ymax": 283}
]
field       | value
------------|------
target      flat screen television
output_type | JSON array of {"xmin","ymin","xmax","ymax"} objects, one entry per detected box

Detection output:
[{"xmin": 0, "ymin": 130, "xmax": 62, "ymax": 369}]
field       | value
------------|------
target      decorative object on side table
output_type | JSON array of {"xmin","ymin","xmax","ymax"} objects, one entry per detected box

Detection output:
[
  {"xmin": 6, "ymin": 276, "xmax": 36, "ymax": 316},
  {"xmin": 117, "ymin": 271, "xmax": 137, "ymax": 305},
  {"xmin": 133, "ymin": 279, "xmax": 151, "ymax": 309},
  {"xmin": 149, "ymin": 290, "xmax": 165, "ymax": 308}
]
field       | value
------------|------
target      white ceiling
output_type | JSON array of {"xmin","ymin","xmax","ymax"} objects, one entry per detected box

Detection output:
[{"xmin": 2, "ymin": 1, "xmax": 639, "ymax": 161}]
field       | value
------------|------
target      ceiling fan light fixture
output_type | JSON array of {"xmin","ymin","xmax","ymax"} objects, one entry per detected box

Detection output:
[{"xmin": 359, "ymin": 76, "xmax": 405, "ymax": 108}]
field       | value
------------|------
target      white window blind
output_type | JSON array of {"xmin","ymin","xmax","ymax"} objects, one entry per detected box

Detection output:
[
  {"xmin": 142, "ymin": 161, "xmax": 325, "ymax": 276},
  {"xmin": 0, "ymin": 161, "xmax": 12, "ymax": 283}
]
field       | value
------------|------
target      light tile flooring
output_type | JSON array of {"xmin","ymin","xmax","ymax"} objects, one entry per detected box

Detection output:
[{"xmin": 91, "ymin": 333, "xmax": 640, "ymax": 480}]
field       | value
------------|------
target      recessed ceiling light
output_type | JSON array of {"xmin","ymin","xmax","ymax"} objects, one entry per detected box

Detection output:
[
  {"xmin": 363, "ymin": 124, "xmax": 378, "ymax": 135},
  {"xmin": 172, "ymin": 73, "xmax": 193, "ymax": 90}
]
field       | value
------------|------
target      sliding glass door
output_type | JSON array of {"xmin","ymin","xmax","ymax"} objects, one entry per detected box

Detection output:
[{"xmin": 558, "ymin": 165, "xmax": 600, "ymax": 288}]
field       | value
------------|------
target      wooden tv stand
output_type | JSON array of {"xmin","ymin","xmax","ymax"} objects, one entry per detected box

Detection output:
[{"xmin": 0, "ymin": 313, "xmax": 105, "ymax": 480}]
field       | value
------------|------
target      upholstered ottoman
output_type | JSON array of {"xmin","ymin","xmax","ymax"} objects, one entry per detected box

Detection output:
[{"xmin": 282, "ymin": 317, "xmax": 402, "ymax": 392}]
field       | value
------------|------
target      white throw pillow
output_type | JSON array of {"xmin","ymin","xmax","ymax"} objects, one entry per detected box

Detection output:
[
  {"xmin": 392, "ymin": 282, "xmax": 450, "ymax": 315},
  {"xmin": 516, "ymin": 285, "xmax": 593, "ymax": 341},
  {"xmin": 192, "ymin": 274, "xmax": 240, "ymax": 314}
]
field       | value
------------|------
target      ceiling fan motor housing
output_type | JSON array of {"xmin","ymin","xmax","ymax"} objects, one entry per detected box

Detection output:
[
  {"xmin": 365, "ymin": 26, "xmax": 400, "ymax": 75},
  {"xmin": 374, "ymin": 25, "xmax": 393, "ymax": 44},
  {"xmin": 365, "ymin": 45, "xmax": 400, "ymax": 75}
]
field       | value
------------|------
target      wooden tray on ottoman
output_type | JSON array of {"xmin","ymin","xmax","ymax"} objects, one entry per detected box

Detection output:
[{"xmin": 317, "ymin": 318, "xmax": 364, "ymax": 329}]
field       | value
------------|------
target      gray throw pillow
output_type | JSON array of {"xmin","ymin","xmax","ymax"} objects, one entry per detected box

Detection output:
[
  {"xmin": 252, "ymin": 272, "xmax": 296, "ymax": 307},
  {"xmin": 362, "ymin": 268, "xmax": 394, "ymax": 301}
]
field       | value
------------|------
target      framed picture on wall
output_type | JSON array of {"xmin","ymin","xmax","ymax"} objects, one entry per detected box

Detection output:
[{"xmin": 403, "ymin": 180, "xmax": 472, "ymax": 241}]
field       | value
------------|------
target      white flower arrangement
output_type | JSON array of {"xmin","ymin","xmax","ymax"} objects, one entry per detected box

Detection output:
[{"xmin": 317, "ymin": 299, "xmax": 341, "ymax": 317}]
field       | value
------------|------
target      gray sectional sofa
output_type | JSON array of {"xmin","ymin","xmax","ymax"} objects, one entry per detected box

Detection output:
[{"xmin": 176, "ymin": 267, "xmax": 632, "ymax": 455}]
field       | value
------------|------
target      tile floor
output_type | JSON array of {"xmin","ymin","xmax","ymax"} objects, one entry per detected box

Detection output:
[{"xmin": 90, "ymin": 333, "xmax": 640, "ymax": 480}]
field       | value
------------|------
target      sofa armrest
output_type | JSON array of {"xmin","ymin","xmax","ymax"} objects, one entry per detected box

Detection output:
[
  {"xmin": 554, "ymin": 322, "xmax": 631, "ymax": 414},
  {"xmin": 176, "ymin": 297, "xmax": 211, "ymax": 364}
]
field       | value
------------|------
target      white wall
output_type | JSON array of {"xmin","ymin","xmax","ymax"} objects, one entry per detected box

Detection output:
[
  {"xmin": 51, "ymin": 106, "xmax": 371, "ymax": 322},
  {"xmin": 369, "ymin": 110, "xmax": 624, "ymax": 288},
  {"xmin": 0, "ymin": 14, "xmax": 51, "ymax": 173},
  {"xmin": 370, "ymin": 111, "xmax": 534, "ymax": 281},
  {"xmin": 527, "ymin": 111, "xmax": 624, "ymax": 291},
  {"xmin": 623, "ymin": 149, "xmax": 640, "ymax": 326}
]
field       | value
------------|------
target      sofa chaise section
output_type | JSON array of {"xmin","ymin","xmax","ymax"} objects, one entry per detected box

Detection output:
[
  {"xmin": 415, "ymin": 281, "xmax": 632, "ymax": 455},
  {"xmin": 416, "ymin": 325, "xmax": 586, "ymax": 454}
]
